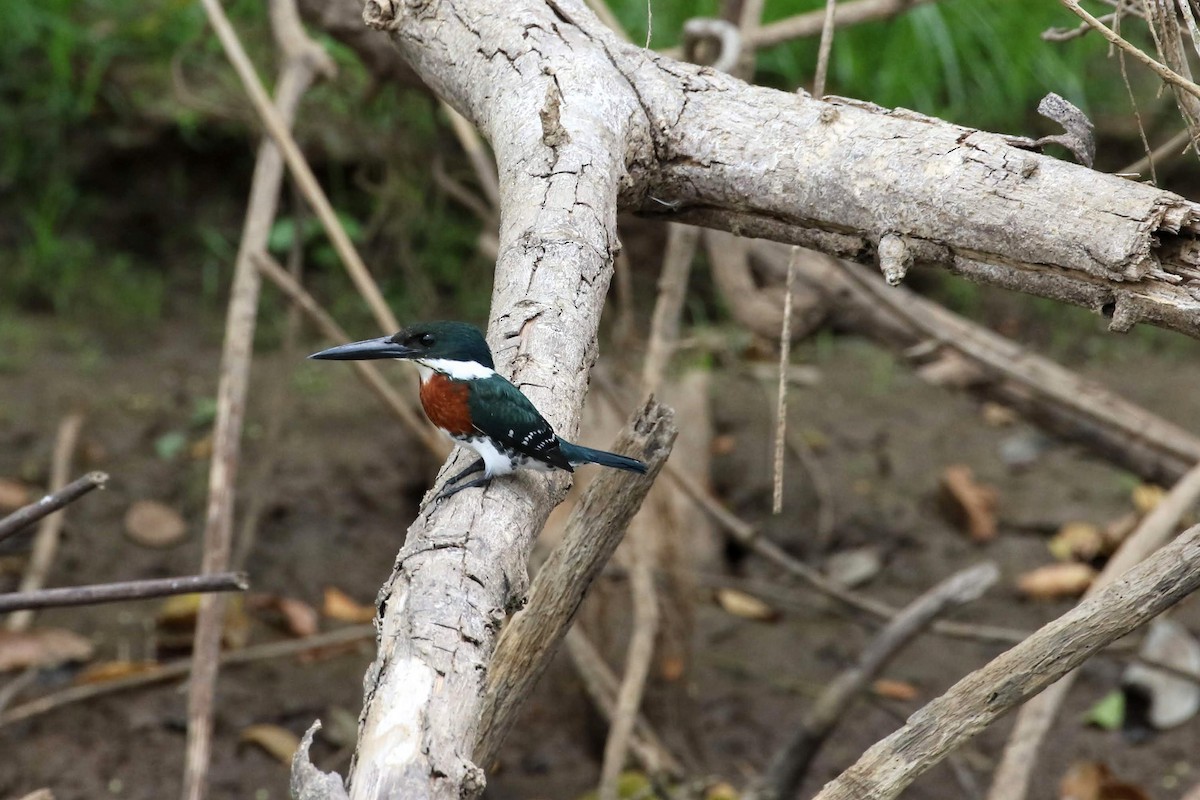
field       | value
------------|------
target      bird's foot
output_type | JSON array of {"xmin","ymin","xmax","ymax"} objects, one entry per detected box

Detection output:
[
  {"xmin": 435, "ymin": 475, "xmax": 492, "ymax": 501},
  {"xmin": 444, "ymin": 457, "xmax": 485, "ymax": 487}
]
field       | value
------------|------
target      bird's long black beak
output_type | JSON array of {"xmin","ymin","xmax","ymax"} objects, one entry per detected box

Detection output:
[{"xmin": 308, "ymin": 336, "xmax": 416, "ymax": 361}]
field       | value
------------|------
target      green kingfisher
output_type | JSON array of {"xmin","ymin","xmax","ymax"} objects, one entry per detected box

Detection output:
[{"xmin": 309, "ymin": 321, "xmax": 647, "ymax": 499}]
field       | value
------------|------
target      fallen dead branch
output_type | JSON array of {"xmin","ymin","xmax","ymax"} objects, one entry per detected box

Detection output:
[
  {"xmin": 759, "ymin": 246, "xmax": 1200, "ymax": 483},
  {"xmin": 665, "ymin": 458, "xmax": 1028, "ymax": 645},
  {"xmin": 564, "ymin": 627, "xmax": 684, "ymax": 779},
  {"xmin": 0, "ymin": 572, "xmax": 248, "ymax": 614},
  {"xmin": 0, "ymin": 624, "xmax": 374, "ymax": 730},
  {"xmin": 813, "ymin": 523, "xmax": 1200, "ymax": 800},
  {"xmin": 986, "ymin": 459, "xmax": 1200, "ymax": 800},
  {"xmin": 750, "ymin": 562, "xmax": 999, "ymax": 800},
  {"xmin": 8, "ymin": 413, "xmax": 85, "ymax": 634},
  {"xmin": 0, "ymin": 471, "xmax": 107, "ymax": 545}
]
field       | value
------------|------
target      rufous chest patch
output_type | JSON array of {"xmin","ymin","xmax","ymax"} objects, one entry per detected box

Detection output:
[{"xmin": 419, "ymin": 373, "xmax": 474, "ymax": 436}]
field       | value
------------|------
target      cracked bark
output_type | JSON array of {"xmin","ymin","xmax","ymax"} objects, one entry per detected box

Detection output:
[{"xmin": 290, "ymin": 0, "xmax": 1200, "ymax": 797}]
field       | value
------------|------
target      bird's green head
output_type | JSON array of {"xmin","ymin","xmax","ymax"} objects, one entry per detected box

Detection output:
[{"xmin": 309, "ymin": 321, "xmax": 495, "ymax": 371}]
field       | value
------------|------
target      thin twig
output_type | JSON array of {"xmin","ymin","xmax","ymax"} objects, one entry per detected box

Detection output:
[
  {"xmin": 986, "ymin": 459, "xmax": 1200, "ymax": 800},
  {"xmin": 811, "ymin": 0, "xmax": 838, "ymax": 97},
  {"xmin": 663, "ymin": 462, "xmax": 1027, "ymax": 644},
  {"xmin": 815, "ymin": 524, "xmax": 1200, "ymax": 800},
  {"xmin": 749, "ymin": 0, "xmax": 931, "ymax": 50},
  {"xmin": 772, "ymin": 248, "xmax": 798, "ymax": 515},
  {"xmin": 1059, "ymin": 0, "xmax": 1200, "ymax": 102},
  {"xmin": 751, "ymin": 563, "xmax": 999, "ymax": 799},
  {"xmin": 1119, "ymin": 126, "xmax": 1193, "ymax": 177},
  {"xmin": 253, "ymin": 252, "xmax": 446, "ymax": 456},
  {"xmin": 0, "ymin": 572, "xmax": 248, "ymax": 614},
  {"xmin": 182, "ymin": 3, "xmax": 333, "ymax": 797},
  {"xmin": 642, "ymin": 225, "xmax": 700, "ymax": 396},
  {"xmin": 599, "ymin": 518, "xmax": 661, "ymax": 800},
  {"xmin": 232, "ymin": 190, "xmax": 306, "ymax": 571},
  {"xmin": 199, "ymin": 0, "xmax": 397, "ymax": 333},
  {"xmin": 443, "ymin": 104, "xmax": 500, "ymax": 211},
  {"xmin": 1113, "ymin": 5, "xmax": 1158, "ymax": 186},
  {"xmin": 0, "ymin": 471, "xmax": 107, "ymax": 545},
  {"xmin": 564, "ymin": 627, "xmax": 684, "ymax": 777},
  {"xmin": 7, "ymin": 413, "xmax": 85, "ymax": 633},
  {"xmin": 0, "ymin": 624, "xmax": 374, "ymax": 729}
]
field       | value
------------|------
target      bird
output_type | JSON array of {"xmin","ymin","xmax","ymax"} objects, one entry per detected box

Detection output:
[{"xmin": 309, "ymin": 321, "xmax": 647, "ymax": 499}]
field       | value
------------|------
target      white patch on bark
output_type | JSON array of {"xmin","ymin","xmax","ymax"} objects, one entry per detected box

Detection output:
[{"xmin": 355, "ymin": 657, "xmax": 435, "ymax": 771}]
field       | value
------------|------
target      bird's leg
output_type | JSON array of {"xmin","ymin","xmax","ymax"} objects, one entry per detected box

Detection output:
[
  {"xmin": 436, "ymin": 475, "xmax": 492, "ymax": 500},
  {"xmin": 444, "ymin": 457, "xmax": 485, "ymax": 487}
]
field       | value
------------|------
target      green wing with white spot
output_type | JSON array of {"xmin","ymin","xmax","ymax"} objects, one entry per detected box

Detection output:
[{"xmin": 465, "ymin": 375, "xmax": 572, "ymax": 471}]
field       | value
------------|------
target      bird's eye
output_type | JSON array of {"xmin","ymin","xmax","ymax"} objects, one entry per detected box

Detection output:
[{"xmin": 420, "ymin": 334, "xmax": 435, "ymax": 346}]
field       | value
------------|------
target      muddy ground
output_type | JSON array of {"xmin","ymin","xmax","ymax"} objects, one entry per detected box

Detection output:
[{"xmin": 2, "ymin": 309, "xmax": 1200, "ymax": 800}]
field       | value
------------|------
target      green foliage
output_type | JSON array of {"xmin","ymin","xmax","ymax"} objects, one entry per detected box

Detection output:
[
  {"xmin": 1085, "ymin": 689, "xmax": 1125, "ymax": 730},
  {"xmin": 612, "ymin": 0, "xmax": 1118, "ymax": 131}
]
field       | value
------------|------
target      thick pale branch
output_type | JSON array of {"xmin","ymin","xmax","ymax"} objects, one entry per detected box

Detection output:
[
  {"xmin": 320, "ymin": 2, "xmax": 648, "ymax": 798},
  {"xmin": 633, "ymin": 83, "xmax": 1200, "ymax": 337}
]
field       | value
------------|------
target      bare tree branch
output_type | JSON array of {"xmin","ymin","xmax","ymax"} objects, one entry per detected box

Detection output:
[
  {"xmin": 0, "ymin": 472, "xmax": 106, "ymax": 545},
  {"xmin": 751, "ymin": 563, "xmax": 999, "ymax": 800},
  {"xmin": 986, "ymin": 458, "xmax": 1200, "ymax": 800},
  {"xmin": 0, "ymin": 572, "xmax": 247, "ymax": 613},
  {"xmin": 813, "ymin": 524, "xmax": 1200, "ymax": 800},
  {"xmin": 0, "ymin": 624, "xmax": 374, "ymax": 730}
]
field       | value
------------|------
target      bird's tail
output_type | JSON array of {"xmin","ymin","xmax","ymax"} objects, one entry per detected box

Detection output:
[{"xmin": 558, "ymin": 440, "xmax": 647, "ymax": 474}]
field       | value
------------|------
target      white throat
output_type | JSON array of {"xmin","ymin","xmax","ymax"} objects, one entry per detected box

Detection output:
[{"xmin": 414, "ymin": 358, "xmax": 495, "ymax": 381}]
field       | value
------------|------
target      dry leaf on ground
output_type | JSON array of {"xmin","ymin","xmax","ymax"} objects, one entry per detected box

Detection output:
[
  {"xmin": 275, "ymin": 596, "xmax": 319, "ymax": 638},
  {"xmin": 240, "ymin": 724, "xmax": 301, "ymax": 765},
  {"xmin": 158, "ymin": 593, "xmax": 251, "ymax": 648},
  {"xmin": 74, "ymin": 660, "xmax": 161, "ymax": 685},
  {"xmin": 714, "ymin": 588, "xmax": 780, "ymax": 622},
  {"xmin": 1017, "ymin": 562, "xmax": 1097, "ymax": 600},
  {"xmin": 872, "ymin": 678, "xmax": 920, "ymax": 701},
  {"xmin": 1059, "ymin": 761, "xmax": 1149, "ymax": 800},
  {"xmin": 0, "ymin": 478, "xmax": 33, "ymax": 512},
  {"xmin": 0, "ymin": 628, "xmax": 94, "ymax": 672},
  {"xmin": 1048, "ymin": 521, "xmax": 1105, "ymax": 562},
  {"xmin": 1131, "ymin": 484, "xmax": 1165, "ymax": 515},
  {"xmin": 939, "ymin": 464, "xmax": 999, "ymax": 542},
  {"xmin": 322, "ymin": 586, "xmax": 375, "ymax": 623},
  {"xmin": 123, "ymin": 500, "xmax": 187, "ymax": 548},
  {"xmin": 981, "ymin": 402, "xmax": 1018, "ymax": 427},
  {"xmin": 824, "ymin": 546, "xmax": 883, "ymax": 588}
]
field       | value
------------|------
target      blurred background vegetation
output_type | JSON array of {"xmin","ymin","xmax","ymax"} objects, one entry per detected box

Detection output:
[{"xmin": 0, "ymin": 0, "xmax": 1192, "ymax": 351}]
